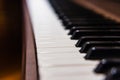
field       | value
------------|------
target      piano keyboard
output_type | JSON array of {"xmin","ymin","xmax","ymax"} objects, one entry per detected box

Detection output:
[{"xmin": 27, "ymin": 0, "xmax": 120, "ymax": 80}]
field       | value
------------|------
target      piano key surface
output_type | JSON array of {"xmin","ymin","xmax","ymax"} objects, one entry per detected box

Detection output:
[{"xmin": 26, "ymin": 0, "xmax": 105, "ymax": 80}]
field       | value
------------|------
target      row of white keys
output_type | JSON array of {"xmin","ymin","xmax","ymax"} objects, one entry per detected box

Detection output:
[{"xmin": 27, "ymin": 0, "xmax": 104, "ymax": 80}]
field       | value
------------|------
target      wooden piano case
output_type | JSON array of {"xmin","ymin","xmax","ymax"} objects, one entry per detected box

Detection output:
[
  {"xmin": 22, "ymin": 0, "xmax": 38, "ymax": 80},
  {"xmin": 73, "ymin": 0, "xmax": 120, "ymax": 22},
  {"xmin": 0, "ymin": 0, "xmax": 38, "ymax": 80}
]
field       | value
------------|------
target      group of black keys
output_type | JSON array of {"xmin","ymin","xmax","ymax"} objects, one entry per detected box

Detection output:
[{"xmin": 49, "ymin": 0, "xmax": 120, "ymax": 80}]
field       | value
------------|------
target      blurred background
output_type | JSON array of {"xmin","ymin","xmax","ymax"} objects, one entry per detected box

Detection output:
[{"xmin": 0, "ymin": 0, "xmax": 22, "ymax": 80}]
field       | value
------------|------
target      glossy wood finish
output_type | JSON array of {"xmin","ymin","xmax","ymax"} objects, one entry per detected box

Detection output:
[{"xmin": 22, "ymin": 0, "xmax": 38, "ymax": 80}]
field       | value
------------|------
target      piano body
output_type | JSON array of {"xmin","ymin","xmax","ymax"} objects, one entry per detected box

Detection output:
[{"xmin": 1, "ymin": 0, "xmax": 120, "ymax": 80}]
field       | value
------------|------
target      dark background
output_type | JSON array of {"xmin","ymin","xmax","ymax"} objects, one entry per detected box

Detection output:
[{"xmin": 0, "ymin": 0, "xmax": 23, "ymax": 79}]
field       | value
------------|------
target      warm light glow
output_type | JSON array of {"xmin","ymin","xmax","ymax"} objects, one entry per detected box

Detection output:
[{"xmin": 0, "ymin": 70, "xmax": 21, "ymax": 80}]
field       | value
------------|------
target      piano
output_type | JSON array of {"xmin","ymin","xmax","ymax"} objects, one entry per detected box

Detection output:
[{"xmin": 1, "ymin": 0, "xmax": 120, "ymax": 80}]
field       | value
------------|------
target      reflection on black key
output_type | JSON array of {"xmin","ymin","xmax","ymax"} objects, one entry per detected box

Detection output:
[
  {"xmin": 69, "ymin": 26, "xmax": 120, "ymax": 35},
  {"xmin": 80, "ymin": 41, "xmax": 120, "ymax": 53},
  {"xmin": 71, "ymin": 30, "xmax": 120, "ymax": 40},
  {"xmin": 105, "ymin": 68, "xmax": 120, "ymax": 80},
  {"xmin": 94, "ymin": 59, "xmax": 120, "ymax": 74},
  {"xmin": 76, "ymin": 36, "xmax": 120, "ymax": 47},
  {"xmin": 63, "ymin": 19, "xmax": 114, "ymax": 27},
  {"xmin": 65, "ymin": 21, "xmax": 120, "ymax": 29},
  {"xmin": 85, "ymin": 47, "xmax": 120, "ymax": 60}
]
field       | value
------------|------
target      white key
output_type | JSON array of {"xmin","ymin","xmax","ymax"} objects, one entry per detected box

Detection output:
[
  {"xmin": 37, "ymin": 47, "xmax": 81, "ymax": 54},
  {"xmin": 27, "ymin": 0, "xmax": 104, "ymax": 80},
  {"xmin": 40, "ymin": 67, "xmax": 104, "ymax": 80}
]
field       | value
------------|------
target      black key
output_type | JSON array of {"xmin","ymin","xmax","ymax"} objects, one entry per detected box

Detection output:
[
  {"xmin": 105, "ymin": 68, "xmax": 120, "ymax": 80},
  {"xmin": 63, "ymin": 18, "xmax": 112, "ymax": 26},
  {"xmin": 94, "ymin": 59, "xmax": 120, "ymax": 74},
  {"xmin": 69, "ymin": 27, "xmax": 120, "ymax": 35},
  {"xmin": 59, "ymin": 13, "xmax": 86, "ymax": 19},
  {"xmin": 65, "ymin": 21, "xmax": 120, "ymax": 29},
  {"xmin": 76, "ymin": 36, "xmax": 120, "ymax": 47},
  {"xmin": 85, "ymin": 47, "xmax": 120, "ymax": 60},
  {"xmin": 69, "ymin": 26, "xmax": 101, "ymax": 35},
  {"xmin": 80, "ymin": 41, "xmax": 120, "ymax": 53},
  {"xmin": 71, "ymin": 30, "xmax": 120, "ymax": 40},
  {"xmin": 62, "ymin": 16, "xmax": 106, "ymax": 22},
  {"xmin": 63, "ymin": 18, "xmax": 104, "ymax": 22}
]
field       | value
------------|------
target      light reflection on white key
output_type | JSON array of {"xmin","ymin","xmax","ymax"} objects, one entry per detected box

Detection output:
[
  {"xmin": 40, "ymin": 67, "xmax": 104, "ymax": 80},
  {"xmin": 37, "ymin": 47, "xmax": 80, "ymax": 54},
  {"xmin": 38, "ymin": 56, "xmax": 98, "ymax": 68}
]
